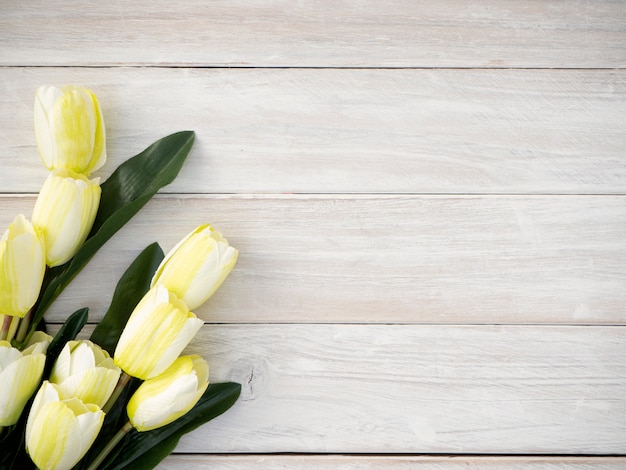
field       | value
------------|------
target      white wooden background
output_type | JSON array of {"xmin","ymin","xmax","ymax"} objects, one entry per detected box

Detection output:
[{"xmin": 1, "ymin": 1, "xmax": 626, "ymax": 468}]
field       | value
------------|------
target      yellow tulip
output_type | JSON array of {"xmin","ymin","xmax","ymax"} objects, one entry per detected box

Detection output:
[
  {"xmin": 26, "ymin": 381, "xmax": 104, "ymax": 470},
  {"xmin": 0, "ymin": 332, "xmax": 52, "ymax": 426},
  {"xmin": 151, "ymin": 224, "xmax": 238, "ymax": 310},
  {"xmin": 127, "ymin": 355, "xmax": 209, "ymax": 432},
  {"xmin": 114, "ymin": 286, "xmax": 204, "ymax": 380},
  {"xmin": 0, "ymin": 214, "xmax": 46, "ymax": 318},
  {"xmin": 50, "ymin": 340, "xmax": 121, "ymax": 408},
  {"xmin": 32, "ymin": 168, "xmax": 101, "ymax": 267},
  {"xmin": 34, "ymin": 85, "xmax": 106, "ymax": 175}
]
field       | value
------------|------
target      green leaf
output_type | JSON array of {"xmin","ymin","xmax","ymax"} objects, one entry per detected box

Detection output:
[
  {"xmin": 90, "ymin": 243, "xmax": 164, "ymax": 354},
  {"xmin": 19, "ymin": 131, "xmax": 194, "ymax": 347},
  {"xmin": 101, "ymin": 382, "xmax": 241, "ymax": 470}
]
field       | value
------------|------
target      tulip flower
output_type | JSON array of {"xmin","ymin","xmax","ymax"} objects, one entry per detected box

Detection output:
[
  {"xmin": 151, "ymin": 224, "xmax": 238, "ymax": 310},
  {"xmin": 32, "ymin": 168, "xmax": 101, "ymax": 267},
  {"xmin": 50, "ymin": 340, "xmax": 121, "ymax": 408},
  {"xmin": 26, "ymin": 381, "xmax": 104, "ymax": 470},
  {"xmin": 34, "ymin": 85, "xmax": 106, "ymax": 175},
  {"xmin": 0, "ymin": 214, "xmax": 46, "ymax": 318},
  {"xmin": 0, "ymin": 332, "xmax": 51, "ymax": 426},
  {"xmin": 114, "ymin": 286, "xmax": 204, "ymax": 380},
  {"xmin": 127, "ymin": 355, "xmax": 209, "ymax": 432}
]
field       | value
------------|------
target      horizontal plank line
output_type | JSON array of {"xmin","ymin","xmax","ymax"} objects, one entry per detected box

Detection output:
[
  {"xmin": 172, "ymin": 452, "xmax": 626, "ymax": 458},
  {"xmin": 160, "ymin": 454, "xmax": 626, "ymax": 470},
  {"xmin": 3, "ymin": 192, "xmax": 626, "ymax": 198},
  {"xmin": 2, "ymin": 65, "xmax": 626, "ymax": 71},
  {"xmin": 49, "ymin": 321, "xmax": 626, "ymax": 328}
]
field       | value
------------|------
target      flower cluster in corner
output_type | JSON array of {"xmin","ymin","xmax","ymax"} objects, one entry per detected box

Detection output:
[{"xmin": 0, "ymin": 85, "xmax": 240, "ymax": 470}]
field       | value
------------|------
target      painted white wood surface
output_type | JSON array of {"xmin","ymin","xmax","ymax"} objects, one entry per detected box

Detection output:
[
  {"xmin": 167, "ymin": 324, "xmax": 626, "ymax": 454},
  {"xmin": 1, "ymin": 0, "xmax": 625, "ymax": 68},
  {"xmin": 1, "ymin": 68, "xmax": 625, "ymax": 195},
  {"xmin": 2, "ymin": 0, "xmax": 626, "ymax": 467},
  {"xmin": 2, "ymin": 194, "xmax": 625, "ymax": 325},
  {"xmin": 158, "ymin": 456, "xmax": 626, "ymax": 470}
]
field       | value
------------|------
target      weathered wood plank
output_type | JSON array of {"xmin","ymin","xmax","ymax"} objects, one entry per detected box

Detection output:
[
  {"xmin": 1, "ymin": 1, "xmax": 625, "ymax": 68},
  {"xmin": 158, "ymin": 455, "xmax": 626, "ymax": 469},
  {"xmin": 1, "ymin": 68, "xmax": 625, "ymax": 195},
  {"xmin": 172, "ymin": 324, "xmax": 625, "ymax": 453},
  {"xmin": 3, "ymin": 194, "xmax": 624, "ymax": 325}
]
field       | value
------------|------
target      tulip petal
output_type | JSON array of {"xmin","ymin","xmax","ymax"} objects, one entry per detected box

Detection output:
[
  {"xmin": 86, "ymin": 89, "xmax": 107, "ymax": 174},
  {"xmin": 151, "ymin": 225, "xmax": 238, "ymax": 311},
  {"xmin": 50, "ymin": 88, "xmax": 96, "ymax": 173},
  {"xmin": 27, "ymin": 398, "xmax": 104, "ymax": 470},
  {"xmin": 50, "ymin": 340, "xmax": 121, "ymax": 407},
  {"xmin": 0, "ymin": 352, "xmax": 46, "ymax": 426},
  {"xmin": 74, "ymin": 402, "xmax": 105, "ymax": 454},
  {"xmin": 26, "ymin": 381, "xmax": 62, "ymax": 445},
  {"xmin": 0, "ymin": 343, "xmax": 22, "ymax": 370},
  {"xmin": 69, "ymin": 342, "xmax": 96, "ymax": 375},
  {"xmin": 34, "ymin": 85, "xmax": 107, "ymax": 175},
  {"xmin": 50, "ymin": 342, "xmax": 73, "ymax": 383},
  {"xmin": 32, "ymin": 170, "xmax": 101, "ymax": 267},
  {"xmin": 26, "ymin": 384, "xmax": 105, "ymax": 470},
  {"xmin": 115, "ymin": 286, "xmax": 203, "ymax": 379},
  {"xmin": 0, "ymin": 215, "xmax": 46, "ymax": 317},
  {"xmin": 73, "ymin": 367, "xmax": 121, "ymax": 408},
  {"xmin": 127, "ymin": 355, "xmax": 210, "ymax": 431},
  {"xmin": 29, "ymin": 401, "xmax": 80, "ymax": 470},
  {"xmin": 34, "ymin": 86, "xmax": 63, "ymax": 170},
  {"xmin": 150, "ymin": 315, "xmax": 204, "ymax": 378}
]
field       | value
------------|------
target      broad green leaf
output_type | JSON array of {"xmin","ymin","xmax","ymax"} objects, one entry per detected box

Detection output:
[
  {"xmin": 18, "ymin": 131, "xmax": 194, "ymax": 348},
  {"xmin": 91, "ymin": 243, "xmax": 164, "ymax": 354},
  {"xmin": 100, "ymin": 382, "xmax": 241, "ymax": 470}
]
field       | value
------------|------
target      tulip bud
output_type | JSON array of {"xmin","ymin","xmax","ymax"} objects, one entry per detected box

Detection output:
[
  {"xmin": 0, "ymin": 332, "xmax": 52, "ymax": 426},
  {"xmin": 114, "ymin": 286, "xmax": 204, "ymax": 380},
  {"xmin": 50, "ymin": 340, "xmax": 121, "ymax": 408},
  {"xmin": 127, "ymin": 355, "xmax": 209, "ymax": 432},
  {"xmin": 26, "ymin": 381, "xmax": 104, "ymax": 470},
  {"xmin": 151, "ymin": 224, "xmax": 238, "ymax": 310},
  {"xmin": 34, "ymin": 85, "xmax": 106, "ymax": 175},
  {"xmin": 32, "ymin": 169, "xmax": 101, "ymax": 267},
  {"xmin": 0, "ymin": 214, "xmax": 46, "ymax": 318}
]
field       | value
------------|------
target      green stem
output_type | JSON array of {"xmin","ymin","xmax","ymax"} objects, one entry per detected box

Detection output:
[
  {"xmin": 86, "ymin": 421, "xmax": 134, "ymax": 470},
  {"xmin": 103, "ymin": 371, "xmax": 132, "ymax": 413},
  {"xmin": 0, "ymin": 315, "xmax": 11, "ymax": 341},
  {"xmin": 15, "ymin": 308, "xmax": 33, "ymax": 344}
]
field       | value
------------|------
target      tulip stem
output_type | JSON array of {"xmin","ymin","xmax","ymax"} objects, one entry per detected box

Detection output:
[
  {"xmin": 86, "ymin": 420, "xmax": 134, "ymax": 470},
  {"xmin": 103, "ymin": 372, "xmax": 132, "ymax": 413},
  {"xmin": 0, "ymin": 315, "xmax": 11, "ymax": 341},
  {"xmin": 15, "ymin": 309, "xmax": 33, "ymax": 344}
]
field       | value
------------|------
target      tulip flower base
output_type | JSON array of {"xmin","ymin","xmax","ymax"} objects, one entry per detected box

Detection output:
[{"xmin": 1, "ymin": 86, "xmax": 241, "ymax": 470}]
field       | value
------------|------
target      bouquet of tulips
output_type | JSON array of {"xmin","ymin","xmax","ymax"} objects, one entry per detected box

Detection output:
[{"xmin": 0, "ymin": 86, "xmax": 241, "ymax": 469}]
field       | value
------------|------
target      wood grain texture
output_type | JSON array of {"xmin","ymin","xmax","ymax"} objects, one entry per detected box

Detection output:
[
  {"xmin": 3, "ymin": 0, "xmax": 626, "ymax": 463},
  {"xmin": 167, "ymin": 324, "xmax": 626, "ymax": 453},
  {"xmin": 157, "ymin": 455, "xmax": 626, "ymax": 469},
  {"xmin": 1, "ymin": 0, "xmax": 625, "ymax": 68},
  {"xmin": 1, "ymin": 68, "xmax": 625, "ymax": 195},
  {"xmin": 2, "ymin": 194, "xmax": 622, "ymax": 325}
]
